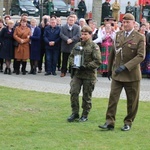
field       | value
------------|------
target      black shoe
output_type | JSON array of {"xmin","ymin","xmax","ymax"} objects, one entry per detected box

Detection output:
[
  {"xmin": 8, "ymin": 68, "xmax": 11, "ymax": 75},
  {"xmin": 45, "ymin": 72, "xmax": 51, "ymax": 76},
  {"xmin": 121, "ymin": 124, "xmax": 131, "ymax": 131},
  {"xmin": 22, "ymin": 71, "xmax": 26, "ymax": 75},
  {"xmin": 38, "ymin": 70, "xmax": 42, "ymax": 73},
  {"xmin": 28, "ymin": 70, "xmax": 34, "ymax": 74},
  {"xmin": 79, "ymin": 116, "xmax": 88, "ymax": 122},
  {"xmin": 98, "ymin": 123, "xmax": 114, "ymax": 130},
  {"xmin": 52, "ymin": 72, "xmax": 57, "ymax": 76},
  {"xmin": 32, "ymin": 68, "xmax": 36, "ymax": 75},
  {"xmin": 22, "ymin": 70, "xmax": 28, "ymax": 73},
  {"xmin": 16, "ymin": 70, "xmax": 20, "ymax": 75},
  {"xmin": 67, "ymin": 114, "xmax": 79, "ymax": 122}
]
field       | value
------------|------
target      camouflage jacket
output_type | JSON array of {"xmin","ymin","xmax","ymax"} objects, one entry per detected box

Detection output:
[{"xmin": 69, "ymin": 39, "xmax": 101, "ymax": 80}]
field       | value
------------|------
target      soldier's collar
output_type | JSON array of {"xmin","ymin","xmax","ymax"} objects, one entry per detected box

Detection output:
[{"xmin": 81, "ymin": 39, "xmax": 91, "ymax": 46}]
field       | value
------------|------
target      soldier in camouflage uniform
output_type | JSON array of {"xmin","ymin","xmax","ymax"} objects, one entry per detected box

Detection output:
[{"xmin": 67, "ymin": 26, "xmax": 101, "ymax": 122}]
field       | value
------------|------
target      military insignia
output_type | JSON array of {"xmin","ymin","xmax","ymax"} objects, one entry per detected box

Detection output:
[
  {"xmin": 96, "ymin": 47, "xmax": 99, "ymax": 50},
  {"xmin": 132, "ymin": 42, "xmax": 137, "ymax": 45}
]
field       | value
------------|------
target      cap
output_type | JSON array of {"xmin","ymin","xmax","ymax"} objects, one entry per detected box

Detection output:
[
  {"xmin": 4, "ymin": 15, "xmax": 11, "ymax": 20},
  {"xmin": 104, "ymin": 16, "xmax": 115, "ymax": 21},
  {"xmin": 123, "ymin": 13, "xmax": 135, "ymax": 20},
  {"xmin": 81, "ymin": 26, "xmax": 92, "ymax": 33}
]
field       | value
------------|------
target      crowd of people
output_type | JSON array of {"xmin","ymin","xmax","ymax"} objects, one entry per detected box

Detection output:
[{"xmin": 0, "ymin": 8, "xmax": 150, "ymax": 78}]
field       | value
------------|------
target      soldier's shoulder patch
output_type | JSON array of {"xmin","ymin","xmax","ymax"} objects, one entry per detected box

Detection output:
[
  {"xmin": 95, "ymin": 46, "xmax": 99, "ymax": 50},
  {"xmin": 92, "ymin": 43, "xmax": 99, "ymax": 50},
  {"xmin": 93, "ymin": 45, "xmax": 99, "ymax": 51}
]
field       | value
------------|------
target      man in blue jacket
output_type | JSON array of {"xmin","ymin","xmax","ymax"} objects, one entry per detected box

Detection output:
[{"xmin": 43, "ymin": 16, "xmax": 61, "ymax": 75}]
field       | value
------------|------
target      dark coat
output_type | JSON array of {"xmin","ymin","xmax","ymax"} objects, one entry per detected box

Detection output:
[
  {"xmin": 39, "ymin": 24, "xmax": 48, "ymax": 51},
  {"xmin": 102, "ymin": 2, "xmax": 111, "ymax": 22},
  {"xmin": 43, "ymin": 25, "xmax": 61, "ymax": 50},
  {"xmin": 0, "ymin": 27, "xmax": 14, "ymax": 59},
  {"xmin": 78, "ymin": 1, "xmax": 87, "ymax": 18},
  {"xmin": 60, "ymin": 24, "xmax": 80, "ymax": 53},
  {"xmin": 125, "ymin": 6, "xmax": 133, "ymax": 14},
  {"xmin": 30, "ymin": 26, "xmax": 41, "ymax": 60}
]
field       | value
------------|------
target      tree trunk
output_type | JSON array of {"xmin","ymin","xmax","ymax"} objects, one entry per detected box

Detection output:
[
  {"xmin": 92, "ymin": 0, "xmax": 102, "ymax": 26},
  {"xmin": 0, "ymin": 0, "xmax": 4, "ymax": 17}
]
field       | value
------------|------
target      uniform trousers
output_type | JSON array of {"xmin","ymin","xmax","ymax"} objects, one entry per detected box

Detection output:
[
  {"xmin": 106, "ymin": 79, "xmax": 140, "ymax": 126},
  {"xmin": 112, "ymin": 12, "xmax": 119, "ymax": 22},
  {"xmin": 70, "ymin": 76, "xmax": 96, "ymax": 116}
]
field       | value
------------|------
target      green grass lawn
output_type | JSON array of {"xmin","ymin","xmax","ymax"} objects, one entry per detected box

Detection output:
[{"xmin": 0, "ymin": 86, "xmax": 150, "ymax": 150}]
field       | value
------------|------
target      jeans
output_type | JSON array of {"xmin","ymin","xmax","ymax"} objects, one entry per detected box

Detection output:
[{"xmin": 45, "ymin": 48, "xmax": 59, "ymax": 74}]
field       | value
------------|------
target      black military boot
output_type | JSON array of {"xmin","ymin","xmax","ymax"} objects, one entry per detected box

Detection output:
[
  {"xmin": 29, "ymin": 60, "xmax": 34, "ymax": 74},
  {"xmin": 67, "ymin": 113, "xmax": 79, "ymax": 122},
  {"xmin": 79, "ymin": 110, "xmax": 89, "ymax": 122},
  {"xmin": 8, "ymin": 68, "xmax": 11, "ymax": 75},
  {"xmin": 16, "ymin": 61, "xmax": 21, "ymax": 75},
  {"xmin": 32, "ymin": 66, "xmax": 37, "ymax": 75},
  {"xmin": 22, "ymin": 61, "xmax": 27, "ymax": 75}
]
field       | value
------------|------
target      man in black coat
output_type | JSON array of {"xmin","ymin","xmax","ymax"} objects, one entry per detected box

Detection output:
[
  {"xmin": 101, "ymin": 0, "xmax": 111, "ymax": 23},
  {"xmin": 77, "ymin": 0, "xmax": 87, "ymax": 19}
]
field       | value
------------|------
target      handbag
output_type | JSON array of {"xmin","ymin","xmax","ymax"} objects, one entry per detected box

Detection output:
[{"xmin": 13, "ymin": 40, "xmax": 19, "ymax": 47}]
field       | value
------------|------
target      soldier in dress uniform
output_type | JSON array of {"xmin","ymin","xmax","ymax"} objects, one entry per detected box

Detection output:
[
  {"xmin": 99, "ymin": 13, "xmax": 145, "ymax": 131},
  {"xmin": 67, "ymin": 26, "xmax": 101, "ymax": 122},
  {"xmin": 112, "ymin": 0, "xmax": 120, "ymax": 22}
]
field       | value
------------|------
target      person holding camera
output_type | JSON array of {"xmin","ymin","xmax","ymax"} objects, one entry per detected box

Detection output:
[
  {"xmin": 38, "ymin": 15, "xmax": 50, "ymax": 73},
  {"xmin": 67, "ymin": 26, "xmax": 101, "ymax": 122}
]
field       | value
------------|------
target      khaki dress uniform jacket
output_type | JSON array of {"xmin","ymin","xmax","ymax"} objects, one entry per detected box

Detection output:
[
  {"xmin": 106, "ymin": 30, "xmax": 145, "ymax": 126},
  {"xmin": 112, "ymin": 2, "xmax": 120, "ymax": 21},
  {"xmin": 13, "ymin": 26, "xmax": 31, "ymax": 60}
]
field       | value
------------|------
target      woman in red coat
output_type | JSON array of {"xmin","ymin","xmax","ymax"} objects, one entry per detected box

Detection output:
[{"xmin": 13, "ymin": 18, "xmax": 31, "ymax": 75}]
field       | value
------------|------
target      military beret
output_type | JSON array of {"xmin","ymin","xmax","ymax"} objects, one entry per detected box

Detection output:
[
  {"xmin": 123, "ymin": 13, "xmax": 135, "ymax": 20},
  {"xmin": 81, "ymin": 26, "xmax": 92, "ymax": 33}
]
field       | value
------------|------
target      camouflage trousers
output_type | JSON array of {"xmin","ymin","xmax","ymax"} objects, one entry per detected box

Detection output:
[{"xmin": 69, "ymin": 76, "xmax": 96, "ymax": 117}]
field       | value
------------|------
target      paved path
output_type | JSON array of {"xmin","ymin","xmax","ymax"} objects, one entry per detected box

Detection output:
[{"xmin": 0, "ymin": 67, "xmax": 149, "ymax": 102}]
